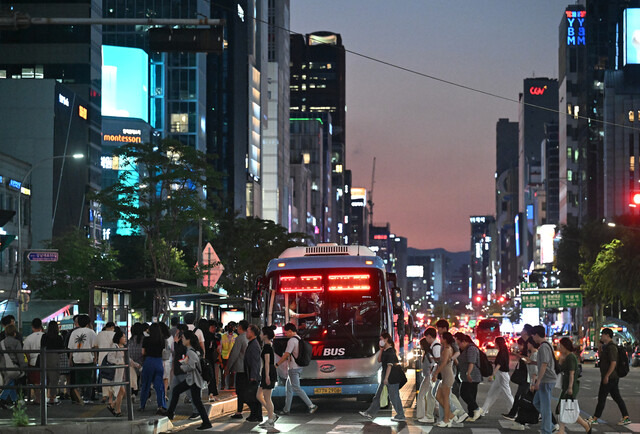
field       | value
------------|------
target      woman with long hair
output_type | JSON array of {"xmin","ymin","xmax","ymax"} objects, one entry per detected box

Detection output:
[
  {"xmin": 128, "ymin": 322, "xmax": 145, "ymax": 398},
  {"xmin": 165, "ymin": 331, "xmax": 212, "ymax": 431},
  {"xmin": 557, "ymin": 338, "xmax": 591, "ymax": 434},
  {"xmin": 159, "ymin": 321, "xmax": 173, "ymax": 401},
  {"xmin": 104, "ymin": 329, "xmax": 126, "ymax": 416},
  {"xmin": 197, "ymin": 318, "xmax": 218, "ymax": 401},
  {"xmin": 432, "ymin": 332, "xmax": 455, "ymax": 427},
  {"xmin": 41, "ymin": 320, "xmax": 64, "ymax": 405},
  {"xmin": 138, "ymin": 323, "xmax": 167, "ymax": 413},
  {"xmin": 256, "ymin": 326, "xmax": 277, "ymax": 427},
  {"xmin": 359, "ymin": 332, "xmax": 406, "ymax": 422},
  {"xmin": 479, "ymin": 336, "xmax": 514, "ymax": 416}
]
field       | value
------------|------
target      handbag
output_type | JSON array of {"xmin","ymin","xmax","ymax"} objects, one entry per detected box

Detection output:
[
  {"xmin": 559, "ymin": 398, "xmax": 580, "ymax": 424},
  {"xmin": 100, "ymin": 353, "xmax": 116, "ymax": 381},
  {"xmin": 517, "ymin": 390, "xmax": 539, "ymax": 425},
  {"xmin": 388, "ymin": 364, "xmax": 408, "ymax": 389},
  {"xmin": 1, "ymin": 340, "xmax": 24, "ymax": 384},
  {"xmin": 510, "ymin": 361, "xmax": 527, "ymax": 385},
  {"xmin": 379, "ymin": 385, "xmax": 389, "ymax": 407}
]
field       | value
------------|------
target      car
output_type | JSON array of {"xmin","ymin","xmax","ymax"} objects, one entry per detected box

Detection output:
[
  {"xmin": 580, "ymin": 347, "xmax": 598, "ymax": 363},
  {"xmin": 483, "ymin": 342, "xmax": 499, "ymax": 359},
  {"xmin": 632, "ymin": 349, "xmax": 640, "ymax": 367}
]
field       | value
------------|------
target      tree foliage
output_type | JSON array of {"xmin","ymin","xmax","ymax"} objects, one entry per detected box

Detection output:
[
  {"xmin": 92, "ymin": 139, "xmax": 220, "ymax": 280},
  {"xmin": 211, "ymin": 215, "xmax": 309, "ymax": 297},
  {"xmin": 28, "ymin": 228, "xmax": 120, "ymax": 309}
]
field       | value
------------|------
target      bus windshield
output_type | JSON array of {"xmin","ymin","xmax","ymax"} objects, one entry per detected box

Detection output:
[{"xmin": 269, "ymin": 268, "xmax": 384, "ymax": 341}]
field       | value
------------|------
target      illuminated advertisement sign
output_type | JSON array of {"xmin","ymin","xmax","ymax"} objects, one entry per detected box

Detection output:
[
  {"xmin": 537, "ymin": 224, "xmax": 556, "ymax": 264},
  {"xmin": 351, "ymin": 187, "xmax": 367, "ymax": 201},
  {"xmin": 624, "ymin": 9, "xmax": 640, "ymax": 65},
  {"xmin": 406, "ymin": 265, "xmax": 424, "ymax": 278},
  {"xmin": 102, "ymin": 45, "xmax": 149, "ymax": 122},
  {"xmin": 566, "ymin": 10, "xmax": 586, "ymax": 46},
  {"xmin": 529, "ymin": 86, "xmax": 547, "ymax": 95},
  {"xmin": 515, "ymin": 214, "xmax": 521, "ymax": 257},
  {"xmin": 470, "ymin": 216, "xmax": 486, "ymax": 224}
]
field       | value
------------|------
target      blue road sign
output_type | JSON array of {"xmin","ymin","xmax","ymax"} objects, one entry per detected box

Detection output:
[{"xmin": 27, "ymin": 251, "xmax": 59, "ymax": 262}]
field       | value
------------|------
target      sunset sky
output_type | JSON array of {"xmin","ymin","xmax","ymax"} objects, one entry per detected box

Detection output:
[{"xmin": 291, "ymin": 1, "xmax": 569, "ymax": 252}]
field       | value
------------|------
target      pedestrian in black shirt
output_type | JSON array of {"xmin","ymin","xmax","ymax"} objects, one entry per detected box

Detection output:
[
  {"xmin": 479, "ymin": 336, "xmax": 513, "ymax": 416},
  {"xmin": 244, "ymin": 324, "xmax": 263, "ymax": 423},
  {"xmin": 138, "ymin": 323, "xmax": 166, "ymax": 413},
  {"xmin": 587, "ymin": 328, "xmax": 631, "ymax": 426},
  {"xmin": 257, "ymin": 326, "xmax": 277, "ymax": 428}
]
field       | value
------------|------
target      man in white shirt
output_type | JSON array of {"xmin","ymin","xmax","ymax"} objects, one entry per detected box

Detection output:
[
  {"xmin": 23, "ymin": 318, "xmax": 45, "ymax": 404},
  {"xmin": 275, "ymin": 323, "xmax": 317, "ymax": 415},
  {"xmin": 67, "ymin": 315, "xmax": 98, "ymax": 404},
  {"xmin": 417, "ymin": 327, "xmax": 440, "ymax": 422},
  {"xmin": 96, "ymin": 322, "xmax": 116, "ymax": 402},
  {"xmin": 184, "ymin": 313, "xmax": 205, "ymax": 351}
]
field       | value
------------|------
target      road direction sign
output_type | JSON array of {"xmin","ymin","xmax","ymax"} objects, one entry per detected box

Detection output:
[
  {"xmin": 520, "ymin": 291, "xmax": 582, "ymax": 309},
  {"xmin": 27, "ymin": 251, "xmax": 59, "ymax": 262}
]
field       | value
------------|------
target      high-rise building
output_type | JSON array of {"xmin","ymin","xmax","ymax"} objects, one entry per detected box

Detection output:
[
  {"xmin": 290, "ymin": 32, "xmax": 346, "ymax": 243},
  {"xmin": 348, "ymin": 186, "xmax": 368, "ymax": 246},
  {"xmin": 290, "ymin": 115, "xmax": 331, "ymax": 243},
  {"xmin": 0, "ymin": 0, "xmax": 102, "ymax": 240},
  {"xmin": 469, "ymin": 215, "xmax": 497, "ymax": 301},
  {"xmin": 0, "ymin": 80, "xmax": 95, "ymax": 245},
  {"xmin": 208, "ymin": 0, "xmax": 268, "ymax": 217},
  {"xmin": 542, "ymin": 122, "xmax": 560, "ymax": 224},
  {"xmin": 558, "ymin": 1, "xmax": 640, "ymax": 226},
  {"xmin": 262, "ymin": 0, "xmax": 291, "ymax": 227},
  {"xmin": 603, "ymin": 7, "xmax": 640, "ymax": 217},
  {"xmin": 518, "ymin": 78, "xmax": 558, "ymax": 271},
  {"xmin": 495, "ymin": 118, "xmax": 519, "ymax": 294}
]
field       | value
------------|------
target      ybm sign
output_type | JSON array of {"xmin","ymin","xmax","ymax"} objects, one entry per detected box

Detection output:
[{"xmin": 566, "ymin": 10, "xmax": 586, "ymax": 46}]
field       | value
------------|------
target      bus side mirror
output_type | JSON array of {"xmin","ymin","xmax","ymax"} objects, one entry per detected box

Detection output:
[
  {"xmin": 392, "ymin": 287, "xmax": 403, "ymax": 315},
  {"xmin": 251, "ymin": 277, "xmax": 266, "ymax": 318}
]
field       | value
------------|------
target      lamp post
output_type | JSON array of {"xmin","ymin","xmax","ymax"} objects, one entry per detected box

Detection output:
[{"xmin": 16, "ymin": 153, "xmax": 84, "ymax": 332}]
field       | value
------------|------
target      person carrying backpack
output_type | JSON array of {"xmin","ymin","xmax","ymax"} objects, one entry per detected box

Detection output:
[
  {"xmin": 455, "ymin": 333, "xmax": 483, "ymax": 421},
  {"xmin": 275, "ymin": 323, "xmax": 318, "ymax": 415},
  {"xmin": 587, "ymin": 328, "xmax": 631, "ymax": 426}
]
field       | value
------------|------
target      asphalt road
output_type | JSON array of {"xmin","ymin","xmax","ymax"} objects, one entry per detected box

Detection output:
[{"xmin": 179, "ymin": 363, "xmax": 640, "ymax": 433}]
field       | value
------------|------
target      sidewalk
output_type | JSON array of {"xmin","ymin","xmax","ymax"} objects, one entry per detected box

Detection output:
[{"xmin": 0, "ymin": 388, "xmax": 238, "ymax": 433}]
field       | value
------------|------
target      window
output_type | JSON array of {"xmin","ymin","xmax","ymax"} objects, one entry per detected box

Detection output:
[
  {"xmin": 567, "ymin": 170, "xmax": 573, "ymax": 182},
  {"xmin": 630, "ymin": 111, "xmax": 635, "ymax": 122},
  {"xmin": 303, "ymin": 153, "xmax": 310, "ymax": 164},
  {"xmin": 170, "ymin": 113, "xmax": 188, "ymax": 132},
  {"xmin": 567, "ymin": 147, "xmax": 572, "ymax": 160}
]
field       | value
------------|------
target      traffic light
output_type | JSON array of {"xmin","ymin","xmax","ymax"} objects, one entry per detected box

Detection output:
[
  {"xmin": 498, "ymin": 295, "xmax": 506, "ymax": 303},
  {"xmin": 0, "ymin": 234, "xmax": 16, "ymax": 253},
  {"xmin": 630, "ymin": 191, "xmax": 640, "ymax": 207},
  {"xmin": 474, "ymin": 295, "xmax": 483, "ymax": 303}
]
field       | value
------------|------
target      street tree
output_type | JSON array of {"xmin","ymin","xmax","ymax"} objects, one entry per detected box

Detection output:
[
  {"xmin": 211, "ymin": 215, "xmax": 308, "ymax": 297},
  {"xmin": 93, "ymin": 139, "xmax": 220, "ymax": 281},
  {"xmin": 28, "ymin": 228, "xmax": 121, "ymax": 309}
]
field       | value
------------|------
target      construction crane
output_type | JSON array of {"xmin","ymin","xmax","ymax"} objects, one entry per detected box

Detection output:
[{"xmin": 368, "ymin": 157, "xmax": 376, "ymax": 225}]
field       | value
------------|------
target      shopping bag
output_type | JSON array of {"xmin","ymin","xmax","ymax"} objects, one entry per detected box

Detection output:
[
  {"xmin": 430, "ymin": 379, "xmax": 441, "ymax": 398},
  {"xmin": 559, "ymin": 399, "xmax": 580, "ymax": 424},
  {"xmin": 379, "ymin": 385, "xmax": 389, "ymax": 407}
]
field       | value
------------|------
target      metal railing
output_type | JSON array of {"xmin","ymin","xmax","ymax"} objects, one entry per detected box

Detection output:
[{"xmin": 0, "ymin": 346, "xmax": 134, "ymax": 425}]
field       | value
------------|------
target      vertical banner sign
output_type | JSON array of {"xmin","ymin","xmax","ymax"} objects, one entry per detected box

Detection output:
[{"xmin": 566, "ymin": 10, "xmax": 586, "ymax": 46}]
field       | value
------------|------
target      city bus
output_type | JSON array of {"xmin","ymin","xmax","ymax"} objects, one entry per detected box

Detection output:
[{"xmin": 251, "ymin": 244, "xmax": 403, "ymax": 401}]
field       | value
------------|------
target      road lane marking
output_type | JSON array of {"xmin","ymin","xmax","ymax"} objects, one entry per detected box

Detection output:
[{"xmin": 310, "ymin": 415, "xmax": 341, "ymax": 424}]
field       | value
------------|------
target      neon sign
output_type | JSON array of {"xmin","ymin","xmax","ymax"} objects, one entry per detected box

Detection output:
[
  {"xmin": 566, "ymin": 10, "xmax": 586, "ymax": 46},
  {"xmin": 529, "ymin": 86, "xmax": 548, "ymax": 95}
]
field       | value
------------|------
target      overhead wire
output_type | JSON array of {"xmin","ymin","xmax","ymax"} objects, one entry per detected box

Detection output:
[{"xmin": 210, "ymin": 1, "xmax": 640, "ymax": 132}]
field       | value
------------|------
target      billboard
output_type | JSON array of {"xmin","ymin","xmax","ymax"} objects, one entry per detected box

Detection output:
[
  {"xmin": 406, "ymin": 265, "xmax": 424, "ymax": 278},
  {"xmin": 624, "ymin": 9, "xmax": 640, "ymax": 65},
  {"xmin": 537, "ymin": 224, "xmax": 556, "ymax": 264},
  {"xmin": 102, "ymin": 45, "xmax": 149, "ymax": 122}
]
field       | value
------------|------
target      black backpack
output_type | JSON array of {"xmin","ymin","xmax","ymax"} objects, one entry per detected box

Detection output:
[
  {"xmin": 477, "ymin": 346, "xmax": 493, "ymax": 377},
  {"xmin": 616, "ymin": 345, "xmax": 630, "ymax": 378},
  {"xmin": 293, "ymin": 336, "xmax": 312, "ymax": 367}
]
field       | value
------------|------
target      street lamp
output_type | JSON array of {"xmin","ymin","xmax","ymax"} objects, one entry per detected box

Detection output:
[{"xmin": 16, "ymin": 153, "xmax": 84, "ymax": 332}]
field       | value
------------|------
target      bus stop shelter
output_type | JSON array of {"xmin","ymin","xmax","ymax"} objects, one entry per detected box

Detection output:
[
  {"xmin": 168, "ymin": 291, "xmax": 251, "ymax": 324},
  {"xmin": 89, "ymin": 278, "xmax": 188, "ymax": 328}
]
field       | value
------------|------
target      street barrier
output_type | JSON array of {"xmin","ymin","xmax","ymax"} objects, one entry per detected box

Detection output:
[{"xmin": 0, "ymin": 346, "xmax": 134, "ymax": 425}]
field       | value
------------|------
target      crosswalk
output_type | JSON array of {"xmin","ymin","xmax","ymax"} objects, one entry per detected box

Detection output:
[{"xmin": 181, "ymin": 415, "xmax": 640, "ymax": 433}]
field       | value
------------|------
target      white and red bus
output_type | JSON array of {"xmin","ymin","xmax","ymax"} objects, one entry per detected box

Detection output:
[{"xmin": 251, "ymin": 244, "xmax": 403, "ymax": 400}]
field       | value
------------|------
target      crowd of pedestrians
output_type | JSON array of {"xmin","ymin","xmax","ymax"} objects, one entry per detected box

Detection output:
[
  {"xmin": 1, "ymin": 312, "xmax": 636, "ymax": 431},
  {"xmin": 409, "ymin": 320, "xmax": 634, "ymax": 432}
]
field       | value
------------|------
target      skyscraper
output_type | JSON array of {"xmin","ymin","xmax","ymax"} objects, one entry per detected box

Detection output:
[
  {"xmin": 208, "ymin": 0, "xmax": 268, "ymax": 217},
  {"xmin": 262, "ymin": 0, "xmax": 291, "ymax": 226},
  {"xmin": 495, "ymin": 118, "xmax": 519, "ymax": 294},
  {"xmin": 290, "ymin": 31, "xmax": 346, "ymax": 242}
]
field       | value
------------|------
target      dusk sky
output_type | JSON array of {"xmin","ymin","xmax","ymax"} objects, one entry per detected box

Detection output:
[{"xmin": 291, "ymin": 1, "xmax": 570, "ymax": 252}]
